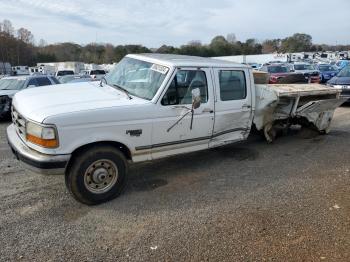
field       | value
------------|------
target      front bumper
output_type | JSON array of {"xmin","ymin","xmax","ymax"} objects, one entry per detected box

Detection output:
[{"xmin": 6, "ymin": 124, "xmax": 70, "ymax": 175}]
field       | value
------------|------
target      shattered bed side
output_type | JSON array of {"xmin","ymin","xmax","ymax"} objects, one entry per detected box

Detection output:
[{"xmin": 253, "ymin": 84, "xmax": 346, "ymax": 142}]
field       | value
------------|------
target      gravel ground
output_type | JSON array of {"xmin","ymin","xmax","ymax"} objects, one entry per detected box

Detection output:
[{"xmin": 0, "ymin": 107, "xmax": 350, "ymax": 261}]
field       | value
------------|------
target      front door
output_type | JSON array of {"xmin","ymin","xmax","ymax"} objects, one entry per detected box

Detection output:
[
  {"xmin": 210, "ymin": 68, "xmax": 254, "ymax": 147},
  {"xmin": 151, "ymin": 68, "xmax": 215, "ymax": 159}
]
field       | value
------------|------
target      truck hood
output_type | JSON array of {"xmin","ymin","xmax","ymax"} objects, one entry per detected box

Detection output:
[
  {"xmin": 0, "ymin": 89, "xmax": 19, "ymax": 98},
  {"xmin": 13, "ymin": 82, "xmax": 150, "ymax": 122}
]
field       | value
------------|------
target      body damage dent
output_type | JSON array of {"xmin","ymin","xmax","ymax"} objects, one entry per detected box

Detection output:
[{"xmin": 253, "ymin": 84, "xmax": 344, "ymax": 138}]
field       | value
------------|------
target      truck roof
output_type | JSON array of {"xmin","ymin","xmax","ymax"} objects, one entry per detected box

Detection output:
[{"xmin": 128, "ymin": 53, "xmax": 249, "ymax": 69}]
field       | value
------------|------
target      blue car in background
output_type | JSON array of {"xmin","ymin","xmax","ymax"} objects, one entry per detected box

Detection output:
[
  {"xmin": 336, "ymin": 60, "xmax": 350, "ymax": 70},
  {"xmin": 315, "ymin": 64, "xmax": 339, "ymax": 83},
  {"xmin": 327, "ymin": 66, "xmax": 350, "ymax": 100}
]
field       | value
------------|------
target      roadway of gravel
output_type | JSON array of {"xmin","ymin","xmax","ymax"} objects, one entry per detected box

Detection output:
[{"xmin": 0, "ymin": 107, "xmax": 349, "ymax": 261}]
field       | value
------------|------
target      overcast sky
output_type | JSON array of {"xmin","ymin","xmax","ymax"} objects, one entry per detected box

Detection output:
[{"xmin": 1, "ymin": 0, "xmax": 349, "ymax": 47}]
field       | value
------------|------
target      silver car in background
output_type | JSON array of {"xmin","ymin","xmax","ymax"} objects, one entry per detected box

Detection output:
[{"xmin": 0, "ymin": 75, "xmax": 59, "ymax": 119}]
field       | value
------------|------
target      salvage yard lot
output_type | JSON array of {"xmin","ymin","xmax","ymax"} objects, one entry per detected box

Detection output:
[{"xmin": 1, "ymin": 108, "xmax": 350, "ymax": 261}]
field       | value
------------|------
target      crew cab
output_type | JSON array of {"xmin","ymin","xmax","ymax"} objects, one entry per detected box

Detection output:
[{"xmin": 7, "ymin": 54, "xmax": 345, "ymax": 205}]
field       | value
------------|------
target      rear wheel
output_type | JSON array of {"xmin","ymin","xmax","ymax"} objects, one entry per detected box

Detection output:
[{"xmin": 65, "ymin": 145, "xmax": 128, "ymax": 205}]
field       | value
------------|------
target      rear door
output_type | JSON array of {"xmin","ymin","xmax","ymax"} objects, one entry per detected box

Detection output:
[{"xmin": 210, "ymin": 67, "xmax": 254, "ymax": 147}]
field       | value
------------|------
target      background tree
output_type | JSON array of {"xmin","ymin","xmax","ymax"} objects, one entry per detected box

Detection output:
[
  {"xmin": 262, "ymin": 39, "xmax": 281, "ymax": 53},
  {"xmin": 280, "ymin": 33, "xmax": 313, "ymax": 52},
  {"xmin": 1, "ymin": 19, "xmax": 14, "ymax": 36},
  {"xmin": 17, "ymin": 28, "xmax": 34, "ymax": 44},
  {"xmin": 156, "ymin": 45, "xmax": 177, "ymax": 54},
  {"xmin": 226, "ymin": 33, "xmax": 237, "ymax": 44},
  {"xmin": 209, "ymin": 35, "xmax": 233, "ymax": 56},
  {"xmin": 1, "ymin": 19, "xmax": 350, "ymax": 67}
]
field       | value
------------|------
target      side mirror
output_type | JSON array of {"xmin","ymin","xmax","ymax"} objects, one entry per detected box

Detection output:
[{"xmin": 191, "ymin": 88, "xmax": 201, "ymax": 109}]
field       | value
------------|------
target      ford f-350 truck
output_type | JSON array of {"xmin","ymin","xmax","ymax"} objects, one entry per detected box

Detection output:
[{"xmin": 7, "ymin": 54, "xmax": 345, "ymax": 204}]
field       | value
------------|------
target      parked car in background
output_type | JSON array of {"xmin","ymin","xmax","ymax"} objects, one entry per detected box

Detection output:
[
  {"xmin": 247, "ymin": 63, "xmax": 262, "ymax": 70},
  {"xmin": 259, "ymin": 64, "xmax": 292, "ymax": 84},
  {"xmin": 290, "ymin": 63, "xmax": 320, "ymax": 83},
  {"xmin": 0, "ymin": 75, "xmax": 59, "ymax": 119},
  {"xmin": 59, "ymin": 74, "xmax": 92, "ymax": 84},
  {"xmin": 327, "ymin": 66, "xmax": 350, "ymax": 100},
  {"xmin": 336, "ymin": 60, "xmax": 350, "ymax": 70},
  {"xmin": 315, "ymin": 64, "xmax": 339, "ymax": 83},
  {"xmin": 55, "ymin": 70, "xmax": 75, "ymax": 78},
  {"xmin": 69, "ymin": 78, "xmax": 95, "ymax": 83},
  {"xmin": 82, "ymin": 69, "xmax": 106, "ymax": 80},
  {"xmin": 12, "ymin": 66, "xmax": 30, "ymax": 76}
]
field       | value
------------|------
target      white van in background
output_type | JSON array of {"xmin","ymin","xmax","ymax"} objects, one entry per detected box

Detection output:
[
  {"xmin": 12, "ymin": 66, "xmax": 29, "ymax": 76},
  {"xmin": 82, "ymin": 69, "xmax": 106, "ymax": 80}
]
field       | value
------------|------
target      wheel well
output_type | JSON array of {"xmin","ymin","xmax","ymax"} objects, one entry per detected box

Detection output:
[
  {"xmin": 72, "ymin": 141, "xmax": 131, "ymax": 160},
  {"xmin": 65, "ymin": 141, "xmax": 132, "ymax": 175}
]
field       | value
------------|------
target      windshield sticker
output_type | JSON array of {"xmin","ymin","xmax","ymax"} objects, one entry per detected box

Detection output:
[{"xmin": 151, "ymin": 64, "xmax": 169, "ymax": 74}]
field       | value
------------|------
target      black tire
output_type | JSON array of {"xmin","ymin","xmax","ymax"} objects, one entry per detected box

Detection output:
[{"xmin": 65, "ymin": 145, "xmax": 128, "ymax": 205}]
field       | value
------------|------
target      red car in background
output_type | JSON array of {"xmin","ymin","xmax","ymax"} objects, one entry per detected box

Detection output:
[{"xmin": 259, "ymin": 64, "xmax": 292, "ymax": 84}]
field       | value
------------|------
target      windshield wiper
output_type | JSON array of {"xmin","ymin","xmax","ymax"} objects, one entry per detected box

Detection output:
[{"xmin": 111, "ymin": 84, "xmax": 133, "ymax": 100}]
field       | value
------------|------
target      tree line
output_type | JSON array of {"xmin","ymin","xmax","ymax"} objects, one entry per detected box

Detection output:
[{"xmin": 0, "ymin": 19, "xmax": 349, "ymax": 66}]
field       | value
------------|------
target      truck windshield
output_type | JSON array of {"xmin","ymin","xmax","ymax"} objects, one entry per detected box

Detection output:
[
  {"xmin": 0, "ymin": 78, "xmax": 26, "ymax": 90},
  {"xmin": 105, "ymin": 57, "xmax": 169, "ymax": 100}
]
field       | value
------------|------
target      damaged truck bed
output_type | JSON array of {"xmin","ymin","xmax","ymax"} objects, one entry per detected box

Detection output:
[{"xmin": 254, "ymin": 84, "xmax": 346, "ymax": 142}]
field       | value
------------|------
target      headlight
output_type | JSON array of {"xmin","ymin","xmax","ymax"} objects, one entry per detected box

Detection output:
[{"xmin": 26, "ymin": 121, "xmax": 58, "ymax": 148}]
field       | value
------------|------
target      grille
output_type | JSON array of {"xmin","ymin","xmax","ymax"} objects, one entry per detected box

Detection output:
[{"xmin": 11, "ymin": 106, "xmax": 26, "ymax": 140}]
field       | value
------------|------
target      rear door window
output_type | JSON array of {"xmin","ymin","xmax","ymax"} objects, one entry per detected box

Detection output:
[{"xmin": 219, "ymin": 70, "xmax": 247, "ymax": 101}]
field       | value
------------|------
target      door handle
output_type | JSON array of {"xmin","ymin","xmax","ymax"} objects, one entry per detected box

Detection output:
[
  {"xmin": 202, "ymin": 108, "xmax": 214, "ymax": 113},
  {"xmin": 242, "ymin": 104, "xmax": 251, "ymax": 109}
]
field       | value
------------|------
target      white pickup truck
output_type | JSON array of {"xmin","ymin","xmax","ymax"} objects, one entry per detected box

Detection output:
[{"xmin": 7, "ymin": 54, "xmax": 345, "ymax": 205}]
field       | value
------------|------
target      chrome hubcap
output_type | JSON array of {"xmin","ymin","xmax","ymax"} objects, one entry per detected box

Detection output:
[{"xmin": 84, "ymin": 159, "xmax": 118, "ymax": 194}]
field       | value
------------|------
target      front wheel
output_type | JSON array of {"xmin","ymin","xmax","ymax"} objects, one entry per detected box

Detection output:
[{"xmin": 65, "ymin": 145, "xmax": 128, "ymax": 205}]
